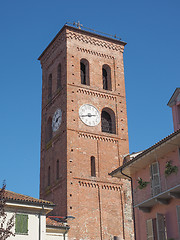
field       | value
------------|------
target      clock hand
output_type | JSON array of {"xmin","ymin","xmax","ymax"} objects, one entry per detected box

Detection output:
[
  {"xmin": 80, "ymin": 114, "xmax": 96, "ymax": 117},
  {"xmin": 56, "ymin": 116, "xmax": 60, "ymax": 122}
]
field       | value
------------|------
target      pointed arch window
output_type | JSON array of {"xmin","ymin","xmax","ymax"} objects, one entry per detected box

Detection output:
[
  {"xmin": 102, "ymin": 65, "xmax": 111, "ymax": 90},
  {"xmin": 101, "ymin": 108, "xmax": 116, "ymax": 134},
  {"xmin": 48, "ymin": 166, "xmax": 51, "ymax": 186},
  {"xmin": 57, "ymin": 64, "xmax": 61, "ymax": 90},
  {"xmin": 80, "ymin": 59, "xmax": 89, "ymax": 85},
  {"xmin": 48, "ymin": 74, "xmax": 52, "ymax": 100},
  {"xmin": 91, "ymin": 156, "xmax": 96, "ymax": 177}
]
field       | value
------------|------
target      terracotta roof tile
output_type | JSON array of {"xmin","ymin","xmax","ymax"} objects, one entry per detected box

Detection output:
[{"xmin": 1, "ymin": 189, "xmax": 54, "ymax": 206}]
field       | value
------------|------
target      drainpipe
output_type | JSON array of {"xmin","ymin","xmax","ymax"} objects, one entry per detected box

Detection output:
[
  {"xmin": 120, "ymin": 168, "xmax": 137, "ymax": 240},
  {"xmin": 63, "ymin": 228, "xmax": 68, "ymax": 240},
  {"xmin": 39, "ymin": 205, "xmax": 44, "ymax": 240}
]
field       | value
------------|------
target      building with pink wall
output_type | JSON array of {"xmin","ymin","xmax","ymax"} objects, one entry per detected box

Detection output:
[
  {"xmin": 110, "ymin": 88, "xmax": 180, "ymax": 240},
  {"xmin": 168, "ymin": 88, "xmax": 180, "ymax": 132}
]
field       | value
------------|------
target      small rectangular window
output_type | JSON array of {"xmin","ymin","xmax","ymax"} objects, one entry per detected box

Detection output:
[
  {"xmin": 91, "ymin": 156, "xmax": 96, "ymax": 177},
  {"xmin": 15, "ymin": 214, "xmax": 28, "ymax": 234}
]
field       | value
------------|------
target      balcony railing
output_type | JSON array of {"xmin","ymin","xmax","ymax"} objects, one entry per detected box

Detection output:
[{"xmin": 133, "ymin": 172, "xmax": 180, "ymax": 212}]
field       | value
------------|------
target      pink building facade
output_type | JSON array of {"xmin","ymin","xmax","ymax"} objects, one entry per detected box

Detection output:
[
  {"xmin": 111, "ymin": 88, "xmax": 180, "ymax": 240},
  {"xmin": 168, "ymin": 88, "xmax": 180, "ymax": 132}
]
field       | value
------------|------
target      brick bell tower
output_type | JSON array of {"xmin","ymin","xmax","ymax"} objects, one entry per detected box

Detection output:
[{"xmin": 38, "ymin": 23, "xmax": 134, "ymax": 240}]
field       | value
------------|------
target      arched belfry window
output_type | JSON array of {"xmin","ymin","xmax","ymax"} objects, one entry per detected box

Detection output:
[
  {"xmin": 91, "ymin": 156, "xmax": 96, "ymax": 177},
  {"xmin": 102, "ymin": 65, "xmax": 111, "ymax": 90},
  {"xmin": 47, "ymin": 117, "xmax": 52, "ymax": 142},
  {"xmin": 48, "ymin": 74, "xmax": 52, "ymax": 100},
  {"xmin": 57, "ymin": 64, "xmax": 61, "ymax": 90},
  {"xmin": 80, "ymin": 59, "xmax": 89, "ymax": 85},
  {"xmin": 101, "ymin": 108, "xmax": 116, "ymax": 134},
  {"xmin": 48, "ymin": 166, "xmax": 51, "ymax": 186}
]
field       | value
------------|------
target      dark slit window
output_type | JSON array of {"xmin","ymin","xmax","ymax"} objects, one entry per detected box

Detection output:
[
  {"xmin": 102, "ymin": 65, "xmax": 111, "ymax": 90},
  {"xmin": 81, "ymin": 62, "xmax": 86, "ymax": 84},
  {"xmin": 103, "ymin": 68, "xmax": 108, "ymax": 90},
  {"xmin": 91, "ymin": 156, "xmax": 96, "ymax": 177}
]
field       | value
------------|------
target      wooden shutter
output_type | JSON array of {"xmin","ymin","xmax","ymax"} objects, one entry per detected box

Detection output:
[
  {"xmin": 15, "ymin": 214, "xmax": 28, "ymax": 234},
  {"xmin": 176, "ymin": 206, "xmax": 180, "ymax": 236},
  {"xmin": 151, "ymin": 162, "xmax": 161, "ymax": 196},
  {"xmin": 156, "ymin": 213, "xmax": 166, "ymax": 240},
  {"xmin": 146, "ymin": 219, "xmax": 154, "ymax": 240}
]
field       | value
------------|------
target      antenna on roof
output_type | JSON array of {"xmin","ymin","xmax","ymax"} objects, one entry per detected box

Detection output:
[{"xmin": 65, "ymin": 21, "xmax": 122, "ymax": 41}]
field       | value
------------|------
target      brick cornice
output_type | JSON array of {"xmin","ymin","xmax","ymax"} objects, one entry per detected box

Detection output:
[{"xmin": 67, "ymin": 30, "xmax": 124, "ymax": 53}]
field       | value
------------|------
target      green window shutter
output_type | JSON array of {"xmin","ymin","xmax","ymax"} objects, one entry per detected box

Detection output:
[{"xmin": 15, "ymin": 214, "xmax": 28, "ymax": 234}]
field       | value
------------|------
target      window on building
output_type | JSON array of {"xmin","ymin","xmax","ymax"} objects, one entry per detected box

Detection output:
[
  {"xmin": 80, "ymin": 59, "xmax": 89, "ymax": 85},
  {"xmin": 48, "ymin": 74, "xmax": 52, "ymax": 100},
  {"xmin": 101, "ymin": 108, "xmax": 116, "ymax": 134},
  {"xmin": 146, "ymin": 214, "xmax": 166, "ymax": 240},
  {"xmin": 57, "ymin": 159, "xmax": 59, "ymax": 180},
  {"xmin": 91, "ymin": 156, "xmax": 96, "ymax": 177},
  {"xmin": 156, "ymin": 213, "xmax": 167, "ymax": 240},
  {"xmin": 15, "ymin": 214, "xmax": 28, "ymax": 235},
  {"xmin": 102, "ymin": 64, "xmax": 111, "ymax": 90},
  {"xmin": 47, "ymin": 117, "xmax": 52, "ymax": 143},
  {"xmin": 113, "ymin": 236, "xmax": 121, "ymax": 240},
  {"xmin": 150, "ymin": 162, "xmax": 161, "ymax": 196},
  {"xmin": 146, "ymin": 218, "xmax": 156, "ymax": 240},
  {"xmin": 57, "ymin": 64, "xmax": 61, "ymax": 90}
]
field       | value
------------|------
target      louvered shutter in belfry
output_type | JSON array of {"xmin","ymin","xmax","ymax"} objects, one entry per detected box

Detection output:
[
  {"xmin": 146, "ymin": 219, "xmax": 154, "ymax": 240},
  {"xmin": 156, "ymin": 213, "xmax": 166, "ymax": 240},
  {"xmin": 151, "ymin": 162, "xmax": 161, "ymax": 196}
]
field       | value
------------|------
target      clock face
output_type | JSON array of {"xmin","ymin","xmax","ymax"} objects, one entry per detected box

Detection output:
[
  {"xmin": 79, "ymin": 104, "xmax": 100, "ymax": 127},
  {"xmin": 52, "ymin": 109, "xmax": 62, "ymax": 132}
]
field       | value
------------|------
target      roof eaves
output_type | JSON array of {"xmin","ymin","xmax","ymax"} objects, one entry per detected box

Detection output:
[
  {"xmin": 167, "ymin": 88, "xmax": 180, "ymax": 107},
  {"xmin": 46, "ymin": 225, "xmax": 70, "ymax": 230},
  {"xmin": 5, "ymin": 198, "xmax": 55, "ymax": 208},
  {"xmin": 110, "ymin": 128, "xmax": 180, "ymax": 176}
]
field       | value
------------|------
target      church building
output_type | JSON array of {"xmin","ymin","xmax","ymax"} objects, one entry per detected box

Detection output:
[{"xmin": 38, "ymin": 23, "xmax": 134, "ymax": 240}]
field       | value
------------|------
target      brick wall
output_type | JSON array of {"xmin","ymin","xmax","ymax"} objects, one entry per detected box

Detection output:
[{"xmin": 39, "ymin": 26, "xmax": 134, "ymax": 240}]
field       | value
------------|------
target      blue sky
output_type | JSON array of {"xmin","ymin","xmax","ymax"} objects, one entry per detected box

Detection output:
[{"xmin": 0, "ymin": 0, "xmax": 179, "ymax": 198}]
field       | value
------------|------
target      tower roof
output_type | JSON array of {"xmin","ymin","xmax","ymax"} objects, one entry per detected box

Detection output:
[{"xmin": 38, "ymin": 24, "xmax": 127, "ymax": 61}]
